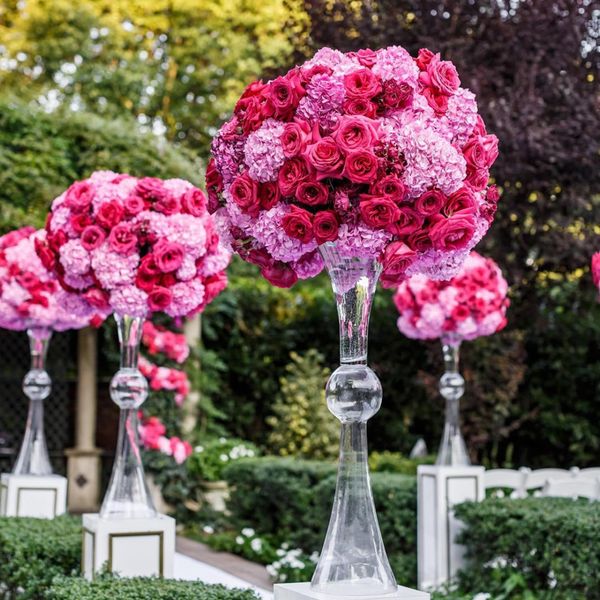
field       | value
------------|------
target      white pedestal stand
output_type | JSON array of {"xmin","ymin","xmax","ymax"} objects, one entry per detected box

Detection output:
[
  {"xmin": 274, "ymin": 583, "xmax": 429, "ymax": 600},
  {"xmin": 417, "ymin": 465, "xmax": 484, "ymax": 590},
  {"xmin": 82, "ymin": 513, "xmax": 175, "ymax": 580},
  {"xmin": 0, "ymin": 473, "xmax": 67, "ymax": 518}
]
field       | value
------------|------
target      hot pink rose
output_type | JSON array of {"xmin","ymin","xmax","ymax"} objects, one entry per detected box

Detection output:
[
  {"xmin": 136, "ymin": 178, "xmax": 167, "ymax": 201},
  {"xmin": 416, "ymin": 48, "xmax": 435, "ymax": 70},
  {"xmin": 359, "ymin": 196, "xmax": 401, "ymax": 228},
  {"xmin": 355, "ymin": 48, "xmax": 378, "ymax": 67},
  {"xmin": 424, "ymin": 55, "xmax": 460, "ymax": 95},
  {"xmin": 81, "ymin": 225, "xmax": 106, "ymax": 251},
  {"xmin": 278, "ymin": 157, "xmax": 311, "ymax": 196},
  {"xmin": 154, "ymin": 193, "xmax": 181, "ymax": 215},
  {"xmin": 313, "ymin": 211, "xmax": 339, "ymax": 244},
  {"xmin": 333, "ymin": 116, "xmax": 379, "ymax": 153},
  {"xmin": 343, "ymin": 98, "xmax": 378, "ymax": 118},
  {"xmin": 124, "ymin": 195, "xmax": 145, "ymax": 216},
  {"xmin": 380, "ymin": 242, "xmax": 416, "ymax": 287},
  {"xmin": 463, "ymin": 138, "xmax": 489, "ymax": 170},
  {"xmin": 429, "ymin": 209, "xmax": 476, "ymax": 251},
  {"xmin": 154, "ymin": 241, "xmax": 185, "ymax": 273},
  {"xmin": 407, "ymin": 229, "xmax": 433, "ymax": 252},
  {"xmin": 305, "ymin": 138, "xmax": 344, "ymax": 180},
  {"xmin": 70, "ymin": 213, "xmax": 92, "ymax": 234},
  {"xmin": 230, "ymin": 172, "xmax": 260, "ymax": 216},
  {"xmin": 265, "ymin": 75, "xmax": 304, "ymax": 120},
  {"xmin": 443, "ymin": 187, "xmax": 476, "ymax": 217},
  {"xmin": 343, "ymin": 150, "xmax": 379, "ymax": 184},
  {"xmin": 422, "ymin": 87, "xmax": 449, "ymax": 115},
  {"xmin": 343, "ymin": 68, "xmax": 382, "ymax": 99},
  {"xmin": 108, "ymin": 224, "xmax": 138, "ymax": 255},
  {"xmin": 148, "ymin": 286, "xmax": 173, "ymax": 311},
  {"xmin": 382, "ymin": 80, "xmax": 413, "ymax": 109},
  {"xmin": 261, "ymin": 261, "xmax": 298, "ymax": 288},
  {"xmin": 466, "ymin": 168, "xmax": 490, "ymax": 191},
  {"xmin": 235, "ymin": 80, "xmax": 267, "ymax": 114},
  {"xmin": 96, "ymin": 201, "xmax": 124, "ymax": 229},
  {"xmin": 65, "ymin": 181, "xmax": 93, "ymax": 213},
  {"xmin": 258, "ymin": 181, "xmax": 281, "ymax": 210},
  {"xmin": 83, "ymin": 288, "xmax": 110, "ymax": 309},
  {"xmin": 415, "ymin": 189, "xmax": 446, "ymax": 216},
  {"xmin": 181, "ymin": 189, "xmax": 207, "ymax": 216},
  {"xmin": 280, "ymin": 121, "xmax": 310, "ymax": 158},
  {"xmin": 387, "ymin": 207, "xmax": 424, "ymax": 236},
  {"xmin": 281, "ymin": 206, "xmax": 313, "ymax": 243},
  {"xmin": 295, "ymin": 181, "xmax": 330, "ymax": 206},
  {"xmin": 372, "ymin": 176, "xmax": 407, "ymax": 203}
]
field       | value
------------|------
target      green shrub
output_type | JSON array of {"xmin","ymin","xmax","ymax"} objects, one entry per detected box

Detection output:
[
  {"xmin": 188, "ymin": 437, "xmax": 260, "ymax": 483},
  {"xmin": 47, "ymin": 575, "xmax": 261, "ymax": 600},
  {"xmin": 369, "ymin": 451, "xmax": 435, "ymax": 475},
  {"xmin": 455, "ymin": 497, "xmax": 600, "ymax": 598},
  {"xmin": 0, "ymin": 515, "xmax": 81, "ymax": 599},
  {"xmin": 267, "ymin": 350, "xmax": 338, "ymax": 460}
]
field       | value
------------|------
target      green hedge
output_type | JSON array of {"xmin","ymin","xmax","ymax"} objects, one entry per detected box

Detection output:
[
  {"xmin": 455, "ymin": 497, "xmax": 600, "ymax": 599},
  {"xmin": 0, "ymin": 515, "xmax": 81, "ymax": 599},
  {"xmin": 223, "ymin": 457, "xmax": 417, "ymax": 585},
  {"xmin": 47, "ymin": 576, "xmax": 261, "ymax": 600}
]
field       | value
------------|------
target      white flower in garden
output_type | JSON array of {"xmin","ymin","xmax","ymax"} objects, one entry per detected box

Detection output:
[
  {"xmin": 242, "ymin": 528, "xmax": 256, "ymax": 537},
  {"xmin": 473, "ymin": 594, "xmax": 491, "ymax": 600},
  {"xmin": 202, "ymin": 525, "xmax": 214, "ymax": 535},
  {"xmin": 219, "ymin": 454, "xmax": 229, "ymax": 462},
  {"xmin": 195, "ymin": 445, "xmax": 204, "ymax": 453},
  {"xmin": 548, "ymin": 570, "xmax": 557, "ymax": 589},
  {"xmin": 250, "ymin": 538, "xmax": 263, "ymax": 553},
  {"xmin": 219, "ymin": 437, "xmax": 227, "ymax": 443},
  {"xmin": 235, "ymin": 536, "xmax": 244, "ymax": 545},
  {"xmin": 276, "ymin": 549, "xmax": 286, "ymax": 557},
  {"xmin": 310, "ymin": 551, "xmax": 320, "ymax": 563}
]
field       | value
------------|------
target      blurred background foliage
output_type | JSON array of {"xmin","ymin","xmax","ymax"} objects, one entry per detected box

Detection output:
[{"xmin": 0, "ymin": 0, "xmax": 599, "ymax": 468}]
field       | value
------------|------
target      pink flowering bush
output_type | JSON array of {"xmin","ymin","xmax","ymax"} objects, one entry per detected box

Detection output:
[
  {"xmin": 39, "ymin": 171, "xmax": 230, "ymax": 318},
  {"xmin": 0, "ymin": 227, "xmax": 96, "ymax": 331},
  {"xmin": 139, "ymin": 355, "xmax": 191, "ymax": 407},
  {"xmin": 394, "ymin": 251, "xmax": 509, "ymax": 344},
  {"xmin": 138, "ymin": 414, "xmax": 192, "ymax": 465},
  {"xmin": 208, "ymin": 46, "xmax": 499, "ymax": 288},
  {"xmin": 142, "ymin": 321, "xmax": 190, "ymax": 364},
  {"xmin": 592, "ymin": 253, "xmax": 600, "ymax": 295}
]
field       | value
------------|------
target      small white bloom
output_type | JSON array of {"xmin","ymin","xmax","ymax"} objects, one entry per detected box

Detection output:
[
  {"xmin": 250, "ymin": 538, "xmax": 263, "ymax": 552},
  {"xmin": 202, "ymin": 525, "xmax": 214, "ymax": 535},
  {"xmin": 235, "ymin": 536, "xmax": 244, "ymax": 545},
  {"xmin": 473, "ymin": 594, "xmax": 491, "ymax": 600},
  {"xmin": 242, "ymin": 528, "xmax": 256, "ymax": 538}
]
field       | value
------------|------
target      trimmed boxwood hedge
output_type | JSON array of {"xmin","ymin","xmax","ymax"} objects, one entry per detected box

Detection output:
[
  {"xmin": 0, "ymin": 515, "xmax": 81, "ymax": 599},
  {"xmin": 223, "ymin": 457, "xmax": 417, "ymax": 585},
  {"xmin": 46, "ymin": 575, "xmax": 261, "ymax": 600}
]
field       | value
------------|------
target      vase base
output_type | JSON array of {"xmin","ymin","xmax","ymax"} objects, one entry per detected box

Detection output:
[
  {"xmin": 274, "ymin": 583, "xmax": 429, "ymax": 600},
  {"xmin": 0, "ymin": 473, "xmax": 66, "ymax": 519},
  {"xmin": 82, "ymin": 512, "xmax": 175, "ymax": 580}
]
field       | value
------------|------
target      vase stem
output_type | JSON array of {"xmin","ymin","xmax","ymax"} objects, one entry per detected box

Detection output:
[
  {"xmin": 100, "ymin": 314, "xmax": 156, "ymax": 519},
  {"xmin": 13, "ymin": 328, "xmax": 53, "ymax": 476},
  {"xmin": 311, "ymin": 243, "xmax": 396, "ymax": 596},
  {"xmin": 436, "ymin": 341, "xmax": 470, "ymax": 466}
]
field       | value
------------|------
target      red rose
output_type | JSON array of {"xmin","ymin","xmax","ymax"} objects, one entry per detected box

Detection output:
[
  {"xmin": 234, "ymin": 80, "xmax": 267, "ymax": 114},
  {"xmin": 466, "ymin": 168, "xmax": 490, "ymax": 191},
  {"xmin": 382, "ymin": 80, "xmax": 413, "ymax": 109},
  {"xmin": 415, "ymin": 189, "xmax": 446, "ymax": 216},
  {"xmin": 245, "ymin": 247, "xmax": 273, "ymax": 269},
  {"xmin": 359, "ymin": 196, "xmax": 401, "ymax": 228},
  {"xmin": 154, "ymin": 193, "xmax": 181, "ymax": 215},
  {"xmin": 280, "ymin": 121, "xmax": 310, "ymax": 158},
  {"xmin": 372, "ymin": 175, "xmax": 406, "ymax": 203},
  {"xmin": 343, "ymin": 68, "xmax": 382, "ymax": 99},
  {"xmin": 425, "ymin": 55, "xmax": 460, "ymax": 95},
  {"xmin": 181, "ymin": 188, "xmax": 207, "ymax": 216},
  {"xmin": 416, "ymin": 48, "xmax": 435, "ymax": 70},
  {"xmin": 136, "ymin": 178, "xmax": 166, "ymax": 202},
  {"xmin": 139, "ymin": 254, "xmax": 161, "ymax": 276},
  {"xmin": 481, "ymin": 134, "xmax": 499, "ymax": 167},
  {"xmin": 380, "ymin": 242, "xmax": 416, "ymax": 288},
  {"xmin": 407, "ymin": 229, "xmax": 433, "ymax": 252},
  {"xmin": 481, "ymin": 185, "xmax": 500, "ymax": 223},
  {"xmin": 108, "ymin": 224, "xmax": 138, "ymax": 255},
  {"xmin": 299, "ymin": 64, "xmax": 333, "ymax": 85},
  {"xmin": 295, "ymin": 181, "xmax": 330, "ymax": 206},
  {"xmin": 343, "ymin": 98, "xmax": 378, "ymax": 118},
  {"xmin": 154, "ymin": 241, "xmax": 185, "ymax": 273},
  {"xmin": 278, "ymin": 157, "xmax": 311, "ymax": 197},
  {"xmin": 265, "ymin": 74, "xmax": 304, "ymax": 120},
  {"xmin": 386, "ymin": 207, "xmax": 424, "ymax": 236},
  {"xmin": 69, "ymin": 213, "xmax": 92, "ymax": 234},
  {"xmin": 81, "ymin": 225, "xmax": 106, "ymax": 251},
  {"xmin": 305, "ymin": 138, "xmax": 344, "ymax": 180},
  {"xmin": 206, "ymin": 158, "xmax": 224, "ymax": 213},
  {"xmin": 451, "ymin": 304, "xmax": 470, "ymax": 322},
  {"xmin": 261, "ymin": 261, "xmax": 298, "ymax": 288},
  {"xmin": 65, "ymin": 181, "xmax": 93, "ymax": 213},
  {"xmin": 83, "ymin": 288, "xmax": 110, "ymax": 309},
  {"xmin": 203, "ymin": 272, "xmax": 228, "ymax": 305},
  {"xmin": 313, "ymin": 211, "xmax": 339, "ymax": 244},
  {"xmin": 240, "ymin": 97, "xmax": 266, "ymax": 133},
  {"xmin": 34, "ymin": 238, "xmax": 55, "ymax": 270},
  {"xmin": 429, "ymin": 209, "xmax": 476, "ymax": 251},
  {"xmin": 96, "ymin": 201, "xmax": 124, "ymax": 229},
  {"xmin": 443, "ymin": 187, "xmax": 476, "ymax": 217},
  {"xmin": 422, "ymin": 87, "xmax": 449, "ymax": 115},
  {"xmin": 148, "ymin": 286, "xmax": 173, "ymax": 312},
  {"xmin": 463, "ymin": 138, "xmax": 489, "ymax": 170},
  {"xmin": 343, "ymin": 150, "xmax": 379, "ymax": 184},
  {"xmin": 472, "ymin": 115, "xmax": 488, "ymax": 137},
  {"xmin": 333, "ymin": 115, "xmax": 379, "ymax": 153},
  {"xmin": 258, "ymin": 181, "xmax": 281, "ymax": 211},
  {"xmin": 124, "ymin": 195, "xmax": 146, "ymax": 216},
  {"xmin": 160, "ymin": 273, "xmax": 177, "ymax": 288},
  {"xmin": 135, "ymin": 269, "xmax": 159, "ymax": 293},
  {"xmin": 230, "ymin": 172, "xmax": 260, "ymax": 216},
  {"xmin": 281, "ymin": 206, "xmax": 313, "ymax": 243}
]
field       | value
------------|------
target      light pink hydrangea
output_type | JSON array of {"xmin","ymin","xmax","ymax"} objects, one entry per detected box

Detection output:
[
  {"xmin": 296, "ymin": 73, "xmax": 346, "ymax": 130},
  {"xmin": 244, "ymin": 119, "xmax": 286, "ymax": 182}
]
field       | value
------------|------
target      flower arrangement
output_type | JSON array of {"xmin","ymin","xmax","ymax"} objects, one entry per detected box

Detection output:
[
  {"xmin": 38, "ymin": 170, "xmax": 230, "ymax": 318},
  {"xmin": 394, "ymin": 251, "xmax": 509, "ymax": 344},
  {"xmin": 0, "ymin": 227, "xmax": 96, "ymax": 331},
  {"xmin": 138, "ymin": 414, "xmax": 192, "ymax": 465},
  {"xmin": 592, "ymin": 253, "xmax": 600, "ymax": 295},
  {"xmin": 208, "ymin": 46, "xmax": 499, "ymax": 288},
  {"xmin": 138, "ymin": 355, "xmax": 191, "ymax": 406},
  {"xmin": 142, "ymin": 321, "xmax": 190, "ymax": 363}
]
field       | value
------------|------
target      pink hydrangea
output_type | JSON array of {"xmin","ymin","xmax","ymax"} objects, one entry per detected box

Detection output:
[
  {"xmin": 296, "ymin": 73, "xmax": 346, "ymax": 129},
  {"xmin": 244, "ymin": 119, "xmax": 286, "ymax": 182},
  {"xmin": 142, "ymin": 321, "xmax": 190, "ymax": 364}
]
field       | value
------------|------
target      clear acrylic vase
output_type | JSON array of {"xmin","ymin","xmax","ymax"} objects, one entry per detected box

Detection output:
[
  {"xmin": 311, "ymin": 243, "xmax": 397, "ymax": 596},
  {"xmin": 13, "ymin": 328, "xmax": 53, "ymax": 476},
  {"xmin": 436, "ymin": 341, "xmax": 470, "ymax": 466},
  {"xmin": 100, "ymin": 314, "xmax": 156, "ymax": 519}
]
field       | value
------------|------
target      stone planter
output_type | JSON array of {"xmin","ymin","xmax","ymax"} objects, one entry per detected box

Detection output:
[{"xmin": 201, "ymin": 480, "xmax": 229, "ymax": 513}]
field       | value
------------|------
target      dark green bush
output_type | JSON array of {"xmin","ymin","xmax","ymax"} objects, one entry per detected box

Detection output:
[
  {"xmin": 0, "ymin": 515, "xmax": 81, "ymax": 599},
  {"xmin": 455, "ymin": 497, "xmax": 600, "ymax": 599},
  {"xmin": 46, "ymin": 575, "xmax": 261, "ymax": 600}
]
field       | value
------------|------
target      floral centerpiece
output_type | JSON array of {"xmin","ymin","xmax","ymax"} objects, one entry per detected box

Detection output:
[
  {"xmin": 394, "ymin": 251, "xmax": 509, "ymax": 466},
  {"xmin": 0, "ymin": 226, "xmax": 94, "ymax": 477},
  {"xmin": 40, "ymin": 170, "xmax": 230, "ymax": 519},
  {"xmin": 208, "ymin": 46, "xmax": 499, "ymax": 595}
]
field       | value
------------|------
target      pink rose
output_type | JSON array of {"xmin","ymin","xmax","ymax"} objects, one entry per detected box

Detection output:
[
  {"xmin": 84, "ymin": 288, "xmax": 110, "ymax": 309},
  {"xmin": 148, "ymin": 286, "xmax": 173, "ymax": 312},
  {"xmin": 333, "ymin": 116, "xmax": 379, "ymax": 153},
  {"xmin": 305, "ymin": 138, "xmax": 344, "ymax": 180},
  {"xmin": 422, "ymin": 87, "xmax": 449, "ymax": 115},
  {"xmin": 81, "ymin": 225, "xmax": 106, "ymax": 251},
  {"xmin": 466, "ymin": 168, "xmax": 490, "ymax": 191},
  {"xmin": 295, "ymin": 181, "xmax": 330, "ymax": 206},
  {"xmin": 443, "ymin": 187, "xmax": 476, "ymax": 217},
  {"xmin": 280, "ymin": 121, "xmax": 310, "ymax": 158},
  {"xmin": 281, "ymin": 206, "xmax": 313, "ymax": 243},
  {"xmin": 380, "ymin": 242, "xmax": 416, "ymax": 288},
  {"xmin": 204, "ymin": 272, "xmax": 228, "ymax": 305},
  {"xmin": 124, "ymin": 195, "xmax": 146, "ymax": 216},
  {"xmin": 154, "ymin": 241, "xmax": 185, "ymax": 273},
  {"xmin": 108, "ymin": 224, "xmax": 138, "ymax": 255},
  {"xmin": 463, "ymin": 138, "xmax": 489, "ymax": 170},
  {"xmin": 96, "ymin": 201, "xmax": 124, "ymax": 229},
  {"xmin": 414, "ymin": 189, "xmax": 446, "ymax": 216},
  {"xmin": 135, "ymin": 255, "xmax": 161, "ymax": 291},
  {"xmin": 372, "ymin": 176, "xmax": 406, "ymax": 203},
  {"xmin": 235, "ymin": 80, "xmax": 267, "ymax": 114},
  {"xmin": 343, "ymin": 68, "xmax": 382, "ymax": 99},
  {"xmin": 355, "ymin": 48, "xmax": 378, "ymax": 67},
  {"xmin": 265, "ymin": 74, "xmax": 304, "ymax": 120},
  {"xmin": 386, "ymin": 207, "xmax": 424, "ymax": 236},
  {"xmin": 382, "ymin": 80, "xmax": 413, "ymax": 109},
  {"xmin": 429, "ymin": 209, "xmax": 476, "ymax": 251},
  {"xmin": 34, "ymin": 238, "xmax": 55, "ymax": 270},
  {"xmin": 425, "ymin": 55, "xmax": 460, "ymax": 95},
  {"xmin": 416, "ymin": 48, "xmax": 435, "ymax": 70},
  {"xmin": 278, "ymin": 157, "xmax": 311, "ymax": 197},
  {"xmin": 206, "ymin": 158, "xmax": 224, "ymax": 213},
  {"xmin": 230, "ymin": 172, "xmax": 260, "ymax": 216},
  {"xmin": 261, "ymin": 261, "xmax": 298, "ymax": 288},
  {"xmin": 245, "ymin": 247, "xmax": 273, "ymax": 269},
  {"xmin": 258, "ymin": 181, "xmax": 281, "ymax": 211},
  {"xmin": 154, "ymin": 193, "xmax": 181, "ymax": 215},
  {"xmin": 407, "ymin": 229, "xmax": 433, "ymax": 252},
  {"xmin": 181, "ymin": 189, "xmax": 207, "ymax": 216},
  {"xmin": 136, "ymin": 178, "xmax": 167, "ymax": 201},
  {"xmin": 65, "ymin": 181, "xmax": 93, "ymax": 213},
  {"xmin": 343, "ymin": 98, "xmax": 378, "ymax": 118},
  {"xmin": 343, "ymin": 150, "xmax": 379, "ymax": 184},
  {"xmin": 240, "ymin": 96, "xmax": 266, "ymax": 134},
  {"xmin": 359, "ymin": 196, "xmax": 401, "ymax": 228},
  {"xmin": 313, "ymin": 211, "xmax": 339, "ymax": 244}
]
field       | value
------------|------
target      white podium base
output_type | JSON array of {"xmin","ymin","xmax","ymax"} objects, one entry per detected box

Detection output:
[
  {"xmin": 0, "ymin": 473, "xmax": 67, "ymax": 518},
  {"xmin": 274, "ymin": 583, "xmax": 429, "ymax": 600},
  {"xmin": 82, "ymin": 513, "xmax": 175, "ymax": 580}
]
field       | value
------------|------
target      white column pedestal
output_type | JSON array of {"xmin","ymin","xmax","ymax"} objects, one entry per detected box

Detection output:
[
  {"xmin": 274, "ymin": 584, "xmax": 429, "ymax": 600},
  {"xmin": 0, "ymin": 473, "xmax": 67, "ymax": 518},
  {"xmin": 417, "ymin": 465, "xmax": 484, "ymax": 590},
  {"xmin": 82, "ymin": 513, "xmax": 175, "ymax": 580}
]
